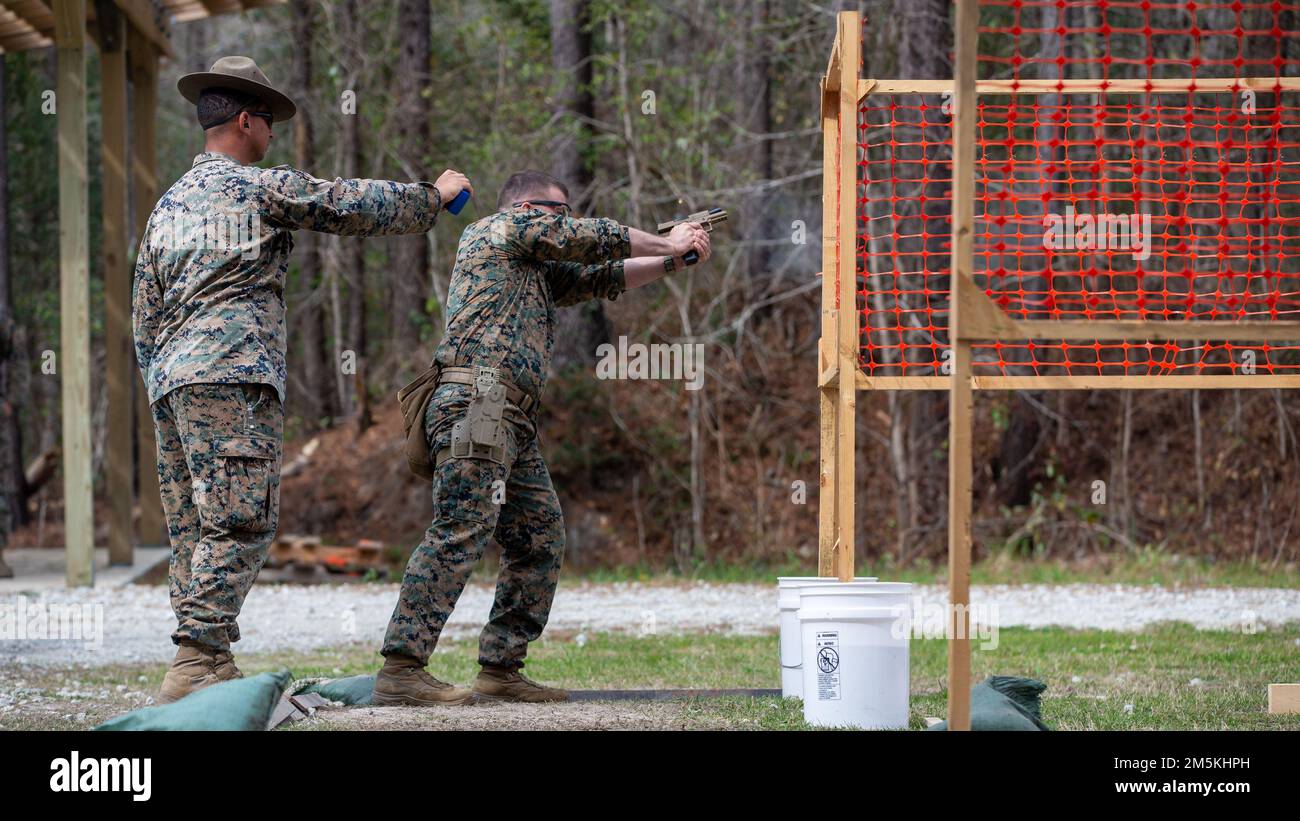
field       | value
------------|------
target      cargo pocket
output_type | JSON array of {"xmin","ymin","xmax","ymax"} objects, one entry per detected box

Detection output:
[
  {"xmin": 206, "ymin": 435, "xmax": 278, "ymax": 533},
  {"xmin": 432, "ymin": 440, "xmax": 508, "ymax": 527}
]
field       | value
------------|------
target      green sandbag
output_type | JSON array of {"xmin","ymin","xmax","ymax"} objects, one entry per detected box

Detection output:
[
  {"xmin": 927, "ymin": 675, "xmax": 1051, "ymax": 731},
  {"xmin": 94, "ymin": 671, "xmax": 291, "ymax": 732},
  {"xmin": 295, "ymin": 674, "xmax": 375, "ymax": 706}
]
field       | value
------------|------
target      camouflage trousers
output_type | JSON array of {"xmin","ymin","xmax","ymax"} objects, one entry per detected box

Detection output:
[
  {"xmin": 150, "ymin": 382, "xmax": 283, "ymax": 651},
  {"xmin": 382, "ymin": 382, "xmax": 565, "ymax": 668}
]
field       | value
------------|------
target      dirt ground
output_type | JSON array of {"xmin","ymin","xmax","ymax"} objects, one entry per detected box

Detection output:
[{"xmin": 295, "ymin": 700, "xmax": 730, "ymax": 731}]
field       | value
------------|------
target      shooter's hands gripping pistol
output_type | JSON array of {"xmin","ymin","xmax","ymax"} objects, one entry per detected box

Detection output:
[{"xmin": 656, "ymin": 207, "xmax": 728, "ymax": 266}]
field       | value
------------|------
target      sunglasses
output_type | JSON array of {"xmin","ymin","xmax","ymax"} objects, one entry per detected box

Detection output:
[
  {"xmin": 514, "ymin": 200, "xmax": 571, "ymax": 217},
  {"xmin": 246, "ymin": 110, "xmax": 274, "ymax": 126}
]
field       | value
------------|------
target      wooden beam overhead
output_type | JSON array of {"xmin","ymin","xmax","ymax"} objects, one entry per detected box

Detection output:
[
  {"xmin": 0, "ymin": 0, "xmax": 284, "ymax": 53},
  {"xmin": 112, "ymin": 0, "xmax": 173, "ymax": 58}
]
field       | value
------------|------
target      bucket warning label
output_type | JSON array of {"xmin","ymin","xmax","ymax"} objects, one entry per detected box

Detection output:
[{"xmin": 815, "ymin": 631, "xmax": 841, "ymax": 701}]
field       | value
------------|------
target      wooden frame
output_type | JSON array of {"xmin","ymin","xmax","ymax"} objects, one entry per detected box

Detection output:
[
  {"xmin": 818, "ymin": 3, "xmax": 1300, "ymax": 731},
  {"xmin": 3, "ymin": 1, "xmax": 284, "ymax": 585},
  {"xmin": 98, "ymin": 1, "xmax": 132, "ymax": 567},
  {"xmin": 55, "ymin": 0, "xmax": 92, "ymax": 587},
  {"xmin": 818, "ymin": 11, "xmax": 859, "ymax": 583}
]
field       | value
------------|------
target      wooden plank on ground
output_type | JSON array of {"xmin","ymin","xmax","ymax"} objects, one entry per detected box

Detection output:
[{"xmin": 1267, "ymin": 683, "xmax": 1300, "ymax": 715}]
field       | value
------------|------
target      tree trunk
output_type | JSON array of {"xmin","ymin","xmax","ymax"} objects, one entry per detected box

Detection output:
[
  {"xmin": 390, "ymin": 0, "xmax": 433, "ymax": 353},
  {"xmin": 992, "ymin": 0, "xmax": 1061, "ymax": 510},
  {"xmin": 893, "ymin": 0, "xmax": 952, "ymax": 558},
  {"xmin": 548, "ymin": 0, "xmax": 611, "ymax": 375},
  {"xmin": 291, "ymin": 0, "xmax": 333, "ymax": 429},
  {"xmin": 548, "ymin": 0, "xmax": 594, "ymax": 210},
  {"xmin": 340, "ymin": 0, "xmax": 369, "ymax": 428},
  {"xmin": 740, "ymin": 0, "xmax": 775, "ymax": 293}
]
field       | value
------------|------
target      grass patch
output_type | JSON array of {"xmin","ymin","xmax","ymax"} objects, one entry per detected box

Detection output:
[
  {"xmin": 5, "ymin": 623, "xmax": 1297, "ymax": 730},
  {"xmin": 560, "ymin": 551, "xmax": 1300, "ymax": 590}
]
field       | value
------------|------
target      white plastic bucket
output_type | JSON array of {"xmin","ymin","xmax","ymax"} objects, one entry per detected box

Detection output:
[
  {"xmin": 797, "ymin": 583, "xmax": 912, "ymax": 729},
  {"xmin": 777, "ymin": 577, "xmax": 877, "ymax": 698}
]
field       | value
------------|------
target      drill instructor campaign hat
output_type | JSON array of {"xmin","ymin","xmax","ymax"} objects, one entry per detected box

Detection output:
[{"xmin": 177, "ymin": 56, "xmax": 297, "ymax": 122}]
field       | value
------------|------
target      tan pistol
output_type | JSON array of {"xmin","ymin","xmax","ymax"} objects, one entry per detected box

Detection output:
[{"xmin": 656, "ymin": 207, "xmax": 728, "ymax": 266}]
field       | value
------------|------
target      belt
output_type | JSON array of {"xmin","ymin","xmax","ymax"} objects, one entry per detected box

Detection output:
[{"xmin": 437, "ymin": 367, "xmax": 540, "ymax": 415}]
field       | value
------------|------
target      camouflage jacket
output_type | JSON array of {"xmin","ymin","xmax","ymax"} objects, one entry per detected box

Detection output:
[
  {"xmin": 434, "ymin": 208, "xmax": 631, "ymax": 401},
  {"xmin": 132, "ymin": 151, "xmax": 443, "ymax": 405}
]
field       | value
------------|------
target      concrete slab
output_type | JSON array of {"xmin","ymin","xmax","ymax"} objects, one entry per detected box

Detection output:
[{"xmin": 0, "ymin": 547, "xmax": 169, "ymax": 593}]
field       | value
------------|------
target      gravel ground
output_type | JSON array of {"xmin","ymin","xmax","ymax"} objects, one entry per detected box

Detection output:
[{"xmin": 1, "ymin": 581, "xmax": 1298, "ymax": 669}]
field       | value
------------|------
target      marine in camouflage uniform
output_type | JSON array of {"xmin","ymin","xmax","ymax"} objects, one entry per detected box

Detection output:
[
  {"xmin": 375, "ymin": 170, "xmax": 710, "ymax": 704},
  {"xmin": 132, "ymin": 57, "xmax": 471, "ymax": 701}
]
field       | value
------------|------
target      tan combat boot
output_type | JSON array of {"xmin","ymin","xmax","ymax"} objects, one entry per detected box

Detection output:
[
  {"xmin": 371, "ymin": 654, "xmax": 476, "ymax": 706},
  {"xmin": 213, "ymin": 650, "xmax": 243, "ymax": 681},
  {"xmin": 157, "ymin": 644, "xmax": 221, "ymax": 704},
  {"xmin": 472, "ymin": 663, "xmax": 569, "ymax": 703}
]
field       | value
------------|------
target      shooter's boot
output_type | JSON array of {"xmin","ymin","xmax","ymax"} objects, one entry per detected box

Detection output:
[
  {"xmin": 371, "ymin": 654, "xmax": 476, "ymax": 706},
  {"xmin": 472, "ymin": 663, "xmax": 569, "ymax": 703},
  {"xmin": 157, "ymin": 643, "xmax": 221, "ymax": 704},
  {"xmin": 0, "ymin": 551, "xmax": 12, "ymax": 579},
  {"xmin": 213, "ymin": 650, "xmax": 243, "ymax": 681}
]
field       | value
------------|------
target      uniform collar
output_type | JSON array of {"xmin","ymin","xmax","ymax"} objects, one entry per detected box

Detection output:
[{"xmin": 192, "ymin": 151, "xmax": 242, "ymax": 168}]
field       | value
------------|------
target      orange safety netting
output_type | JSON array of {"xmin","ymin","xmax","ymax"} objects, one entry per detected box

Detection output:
[{"xmin": 858, "ymin": 0, "xmax": 1300, "ymax": 377}]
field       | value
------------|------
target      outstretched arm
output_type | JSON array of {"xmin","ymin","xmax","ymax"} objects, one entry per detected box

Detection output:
[
  {"xmin": 502, "ymin": 212, "xmax": 709, "ymax": 267},
  {"xmin": 257, "ymin": 167, "xmax": 471, "ymax": 236},
  {"xmin": 628, "ymin": 222, "xmax": 709, "ymax": 260},
  {"xmin": 622, "ymin": 245, "xmax": 712, "ymax": 290},
  {"xmin": 548, "ymin": 240, "xmax": 713, "ymax": 307}
]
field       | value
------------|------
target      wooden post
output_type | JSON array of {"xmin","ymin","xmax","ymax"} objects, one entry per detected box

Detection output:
[
  {"xmin": 946, "ymin": 0, "xmax": 978, "ymax": 731},
  {"xmin": 55, "ymin": 0, "xmax": 93, "ymax": 587},
  {"xmin": 100, "ymin": 5, "xmax": 132, "ymax": 566},
  {"xmin": 817, "ymin": 67, "xmax": 840, "ymax": 578},
  {"xmin": 128, "ymin": 27, "xmax": 164, "ymax": 546},
  {"xmin": 833, "ymin": 10, "xmax": 859, "ymax": 582}
]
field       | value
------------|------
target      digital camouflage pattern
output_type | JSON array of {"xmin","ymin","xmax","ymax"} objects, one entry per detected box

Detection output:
[
  {"xmin": 432, "ymin": 209, "xmax": 631, "ymax": 399},
  {"xmin": 132, "ymin": 151, "xmax": 443, "ymax": 405},
  {"xmin": 135, "ymin": 152, "xmax": 445, "ymax": 651},
  {"xmin": 383, "ymin": 382, "xmax": 564, "ymax": 666},
  {"xmin": 151, "ymin": 383, "xmax": 282, "ymax": 651},
  {"xmin": 383, "ymin": 209, "xmax": 632, "ymax": 668}
]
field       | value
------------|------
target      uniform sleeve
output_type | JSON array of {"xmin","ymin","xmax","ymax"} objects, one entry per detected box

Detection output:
[
  {"xmin": 130, "ymin": 239, "xmax": 162, "ymax": 377},
  {"xmin": 546, "ymin": 260, "xmax": 627, "ymax": 307},
  {"xmin": 499, "ymin": 211, "xmax": 632, "ymax": 265},
  {"xmin": 256, "ymin": 166, "xmax": 442, "ymax": 236}
]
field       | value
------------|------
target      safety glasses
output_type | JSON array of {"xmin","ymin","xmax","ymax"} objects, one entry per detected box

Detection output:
[{"xmin": 515, "ymin": 200, "xmax": 571, "ymax": 217}]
